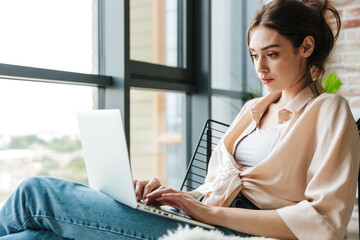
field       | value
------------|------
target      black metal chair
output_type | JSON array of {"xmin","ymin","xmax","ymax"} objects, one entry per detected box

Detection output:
[{"xmin": 180, "ymin": 119, "xmax": 230, "ymax": 191}]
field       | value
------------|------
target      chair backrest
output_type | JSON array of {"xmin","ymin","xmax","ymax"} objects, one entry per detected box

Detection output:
[{"xmin": 180, "ymin": 119, "xmax": 230, "ymax": 191}]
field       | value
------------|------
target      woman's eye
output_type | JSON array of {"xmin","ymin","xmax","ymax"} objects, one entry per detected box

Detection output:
[
  {"xmin": 267, "ymin": 52, "xmax": 278, "ymax": 58},
  {"xmin": 250, "ymin": 54, "xmax": 258, "ymax": 59}
]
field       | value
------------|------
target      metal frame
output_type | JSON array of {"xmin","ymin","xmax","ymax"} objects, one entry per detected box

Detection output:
[
  {"xmin": 188, "ymin": 0, "xmax": 211, "ymax": 161},
  {"xmin": 0, "ymin": 63, "xmax": 112, "ymax": 87},
  {"xmin": 180, "ymin": 119, "xmax": 230, "ymax": 191}
]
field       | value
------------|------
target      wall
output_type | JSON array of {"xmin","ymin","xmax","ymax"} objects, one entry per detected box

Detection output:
[{"xmin": 327, "ymin": 0, "xmax": 360, "ymax": 121}]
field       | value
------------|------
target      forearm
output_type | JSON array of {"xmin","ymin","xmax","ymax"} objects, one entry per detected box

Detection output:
[
  {"xmin": 209, "ymin": 207, "xmax": 296, "ymax": 239},
  {"xmin": 187, "ymin": 190, "xmax": 202, "ymax": 199}
]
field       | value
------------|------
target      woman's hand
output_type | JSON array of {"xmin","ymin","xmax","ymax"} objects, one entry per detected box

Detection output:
[
  {"xmin": 142, "ymin": 185, "xmax": 182, "ymax": 206},
  {"xmin": 133, "ymin": 178, "xmax": 162, "ymax": 202},
  {"xmin": 161, "ymin": 192, "xmax": 215, "ymax": 225}
]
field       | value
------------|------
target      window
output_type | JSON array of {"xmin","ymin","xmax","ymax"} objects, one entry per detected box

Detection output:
[
  {"xmin": 0, "ymin": 80, "xmax": 96, "ymax": 207},
  {"xmin": 102, "ymin": 0, "xmax": 192, "ymax": 188},
  {"xmin": 130, "ymin": 89, "xmax": 186, "ymax": 188},
  {"xmin": 0, "ymin": 0, "xmax": 106, "ymax": 208},
  {"xmin": 210, "ymin": 0, "xmax": 262, "ymax": 122},
  {"xmin": 130, "ymin": 0, "xmax": 184, "ymax": 67},
  {"xmin": 211, "ymin": 95, "xmax": 243, "ymax": 124},
  {"xmin": 0, "ymin": 0, "xmax": 97, "ymax": 74}
]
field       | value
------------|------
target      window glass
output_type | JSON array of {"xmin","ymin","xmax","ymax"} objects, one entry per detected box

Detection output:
[
  {"xmin": 0, "ymin": 0, "xmax": 97, "ymax": 74},
  {"xmin": 211, "ymin": 0, "xmax": 244, "ymax": 91},
  {"xmin": 0, "ymin": 0, "xmax": 97, "ymax": 208},
  {"xmin": 211, "ymin": 95, "xmax": 244, "ymax": 125},
  {"xmin": 130, "ymin": 0, "xmax": 180, "ymax": 67},
  {"xmin": 130, "ymin": 88, "xmax": 186, "ymax": 189},
  {"xmin": 211, "ymin": 0, "xmax": 261, "ymax": 96},
  {"xmin": 0, "ymin": 80, "xmax": 96, "ymax": 207}
]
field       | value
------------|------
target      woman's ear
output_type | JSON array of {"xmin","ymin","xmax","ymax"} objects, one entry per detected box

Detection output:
[{"xmin": 301, "ymin": 35, "xmax": 315, "ymax": 58}]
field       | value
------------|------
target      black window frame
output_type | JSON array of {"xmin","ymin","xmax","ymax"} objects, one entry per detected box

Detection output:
[{"xmin": 0, "ymin": 63, "xmax": 112, "ymax": 108}]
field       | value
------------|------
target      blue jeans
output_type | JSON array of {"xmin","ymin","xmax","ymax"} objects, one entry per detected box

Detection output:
[{"xmin": 0, "ymin": 177, "xmax": 259, "ymax": 239}]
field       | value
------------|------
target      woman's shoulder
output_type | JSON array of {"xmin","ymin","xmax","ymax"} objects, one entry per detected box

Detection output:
[
  {"xmin": 312, "ymin": 92, "xmax": 349, "ymax": 108},
  {"xmin": 310, "ymin": 92, "xmax": 354, "ymax": 121},
  {"xmin": 316, "ymin": 92, "xmax": 346, "ymax": 101}
]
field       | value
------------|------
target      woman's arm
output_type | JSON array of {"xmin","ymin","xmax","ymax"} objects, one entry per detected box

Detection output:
[
  {"xmin": 211, "ymin": 207, "xmax": 296, "ymax": 239},
  {"xmin": 162, "ymin": 192, "xmax": 296, "ymax": 239}
]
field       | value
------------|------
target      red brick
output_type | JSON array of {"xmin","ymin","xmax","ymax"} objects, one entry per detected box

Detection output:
[{"xmin": 342, "ymin": 19, "xmax": 360, "ymax": 29}]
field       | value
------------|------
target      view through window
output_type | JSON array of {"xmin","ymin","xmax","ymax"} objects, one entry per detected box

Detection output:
[
  {"xmin": 130, "ymin": 89, "xmax": 186, "ymax": 189},
  {"xmin": 0, "ymin": 0, "xmax": 97, "ymax": 207},
  {"xmin": 130, "ymin": 0, "xmax": 179, "ymax": 67}
]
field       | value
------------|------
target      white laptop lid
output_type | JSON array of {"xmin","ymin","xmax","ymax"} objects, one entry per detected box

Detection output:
[{"xmin": 77, "ymin": 109, "xmax": 137, "ymax": 209}]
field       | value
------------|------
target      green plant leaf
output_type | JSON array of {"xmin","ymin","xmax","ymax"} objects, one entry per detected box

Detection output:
[{"xmin": 322, "ymin": 73, "xmax": 342, "ymax": 93}]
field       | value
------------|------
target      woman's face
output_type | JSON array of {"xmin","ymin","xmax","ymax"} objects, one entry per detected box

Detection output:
[{"xmin": 249, "ymin": 26, "xmax": 308, "ymax": 93}]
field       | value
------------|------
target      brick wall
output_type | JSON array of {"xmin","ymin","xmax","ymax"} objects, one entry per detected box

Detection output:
[{"xmin": 327, "ymin": 0, "xmax": 360, "ymax": 121}]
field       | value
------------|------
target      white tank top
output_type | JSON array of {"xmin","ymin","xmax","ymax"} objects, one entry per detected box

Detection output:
[{"xmin": 234, "ymin": 128, "xmax": 278, "ymax": 169}]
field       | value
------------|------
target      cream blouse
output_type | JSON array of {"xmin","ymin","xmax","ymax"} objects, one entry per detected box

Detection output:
[{"xmin": 196, "ymin": 81, "xmax": 360, "ymax": 240}]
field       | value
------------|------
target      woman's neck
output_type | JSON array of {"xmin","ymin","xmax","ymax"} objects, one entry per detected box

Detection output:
[{"xmin": 279, "ymin": 71, "xmax": 313, "ymax": 105}]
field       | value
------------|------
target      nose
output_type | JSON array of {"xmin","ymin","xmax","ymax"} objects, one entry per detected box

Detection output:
[{"xmin": 256, "ymin": 56, "xmax": 268, "ymax": 75}]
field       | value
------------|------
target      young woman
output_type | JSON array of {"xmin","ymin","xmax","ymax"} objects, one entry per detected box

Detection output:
[{"xmin": 1, "ymin": 0, "xmax": 359, "ymax": 239}]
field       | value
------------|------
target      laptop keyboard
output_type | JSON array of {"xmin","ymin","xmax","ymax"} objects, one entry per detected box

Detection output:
[{"xmin": 137, "ymin": 202, "xmax": 191, "ymax": 219}]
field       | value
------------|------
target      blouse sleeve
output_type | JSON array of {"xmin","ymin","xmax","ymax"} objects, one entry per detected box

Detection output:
[{"xmin": 277, "ymin": 95, "xmax": 360, "ymax": 240}]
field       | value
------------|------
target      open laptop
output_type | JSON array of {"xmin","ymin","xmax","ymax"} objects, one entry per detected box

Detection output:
[{"xmin": 77, "ymin": 109, "xmax": 215, "ymax": 230}]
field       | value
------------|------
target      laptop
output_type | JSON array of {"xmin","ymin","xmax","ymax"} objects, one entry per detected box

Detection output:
[{"xmin": 77, "ymin": 109, "xmax": 215, "ymax": 230}]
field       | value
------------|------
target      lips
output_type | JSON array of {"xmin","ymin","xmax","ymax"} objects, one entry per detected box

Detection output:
[{"xmin": 260, "ymin": 77, "xmax": 274, "ymax": 84}]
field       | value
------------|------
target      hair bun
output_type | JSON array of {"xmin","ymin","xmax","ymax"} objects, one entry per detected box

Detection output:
[{"xmin": 304, "ymin": 0, "xmax": 330, "ymax": 16}]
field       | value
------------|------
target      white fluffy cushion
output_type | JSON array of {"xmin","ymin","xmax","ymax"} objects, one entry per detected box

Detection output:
[{"xmin": 159, "ymin": 225, "xmax": 277, "ymax": 240}]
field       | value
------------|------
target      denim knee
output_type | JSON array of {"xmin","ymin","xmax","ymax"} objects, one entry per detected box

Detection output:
[
  {"xmin": 17, "ymin": 176, "xmax": 52, "ymax": 196},
  {"xmin": 19, "ymin": 176, "xmax": 44, "ymax": 188}
]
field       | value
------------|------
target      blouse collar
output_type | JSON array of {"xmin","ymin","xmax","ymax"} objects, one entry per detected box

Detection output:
[{"xmin": 250, "ymin": 81, "xmax": 324, "ymax": 125}]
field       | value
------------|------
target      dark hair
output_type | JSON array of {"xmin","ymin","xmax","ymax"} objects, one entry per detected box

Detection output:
[{"xmin": 247, "ymin": 0, "xmax": 341, "ymax": 81}]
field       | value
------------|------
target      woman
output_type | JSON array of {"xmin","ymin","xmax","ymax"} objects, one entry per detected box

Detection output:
[{"xmin": 1, "ymin": 0, "xmax": 359, "ymax": 239}]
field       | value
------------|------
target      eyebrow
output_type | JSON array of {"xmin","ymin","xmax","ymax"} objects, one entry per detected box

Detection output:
[{"xmin": 249, "ymin": 44, "xmax": 281, "ymax": 51}]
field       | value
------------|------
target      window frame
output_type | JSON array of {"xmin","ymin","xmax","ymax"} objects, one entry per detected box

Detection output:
[
  {"xmin": 128, "ymin": 0, "xmax": 194, "ymax": 86},
  {"xmin": 99, "ymin": 0, "xmax": 196, "ymax": 156},
  {"xmin": 0, "ymin": 63, "xmax": 112, "ymax": 88},
  {"xmin": 0, "ymin": 63, "xmax": 112, "ymax": 113}
]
